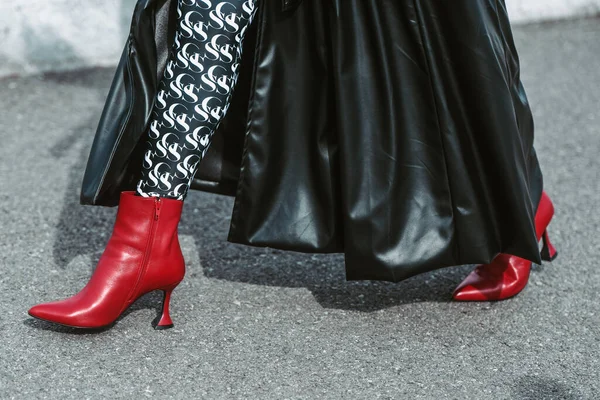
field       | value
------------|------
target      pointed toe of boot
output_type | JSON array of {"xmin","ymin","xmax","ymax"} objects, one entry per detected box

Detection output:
[
  {"xmin": 452, "ymin": 282, "xmax": 492, "ymax": 302},
  {"xmin": 28, "ymin": 302, "xmax": 97, "ymax": 328},
  {"xmin": 28, "ymin": 302, "xmax": 67, "ymax": 324},
  {"xmin": 452, "ymin": 279, "xmax": 525, "ymax": 302},
  {"xmin": 452, "ymin": 271, "xmax": 503, "ymax": 301}
]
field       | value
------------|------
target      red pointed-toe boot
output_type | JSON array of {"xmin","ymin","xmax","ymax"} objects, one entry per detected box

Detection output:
[
  {"xmin": 453, "ymin": 191, "xmax": 558, "ymax": 302},
  {"xmin": 28, "ymin": 192, "xmax": 185, "ymax": 329}
]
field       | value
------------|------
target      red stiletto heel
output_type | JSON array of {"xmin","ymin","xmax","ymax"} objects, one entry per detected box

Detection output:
[
  {"xmin": 154, "ymin": 284, "xmax": 179, "ymax": 330},
  {"xmin": 453, "ymin": 191, "xmax": 558, "ymax": 301},
  {"xmin": 540, "ymin": 230, "xmax": 558, "ymax": 262},
  {"xmin": 28, "ymin": 192, "xmax": 186, "ymax": 329}
]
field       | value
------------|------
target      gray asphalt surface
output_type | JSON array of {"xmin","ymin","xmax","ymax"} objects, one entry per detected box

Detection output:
[{"xmin": 0, "ymin": 18, "xmax": 599, "ymax": 400}]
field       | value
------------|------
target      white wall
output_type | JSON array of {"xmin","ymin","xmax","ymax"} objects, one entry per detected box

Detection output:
[
  {"xmin": 1, "ymin": 0, "xmax": 599, "ymax": 78},
  {"xmin": 507, "ymin": 0, "xmax": 600, "ymax": 23},
  {"xmin": 0, "ymin": 0, "xmax": 137, "ymax": 77}
]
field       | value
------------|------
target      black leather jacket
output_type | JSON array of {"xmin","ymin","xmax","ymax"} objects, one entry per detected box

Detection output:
[{"xmin": 81, "ymin": 0, "xmax": 543, "ymax": 282}]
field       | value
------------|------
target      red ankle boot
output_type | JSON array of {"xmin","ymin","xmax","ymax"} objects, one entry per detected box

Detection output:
[
  {"xmin": 28, "ymin": 192, "xmax": 185, "ymax": 329},
  {"xmin": 453, "ymin": 191, "xmax": 558, "ymax": 301}
]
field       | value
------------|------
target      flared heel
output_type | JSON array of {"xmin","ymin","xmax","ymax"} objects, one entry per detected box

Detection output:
[
  {"xmin": 540, "ymin": 229, "xmax": 558, "ymax": 262},
  {"xmin": 153, "ymin": 284, "xmax": 179, "ymax": 330}
]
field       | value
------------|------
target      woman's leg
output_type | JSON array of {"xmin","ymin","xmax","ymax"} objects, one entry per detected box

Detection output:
[
  {"xmin": 27, "ymin": 0, "xmax": 260, "ymax": 330},
  {"xmin": 137, "ymin": 0, "xmax": 259, "ymax": 200}
]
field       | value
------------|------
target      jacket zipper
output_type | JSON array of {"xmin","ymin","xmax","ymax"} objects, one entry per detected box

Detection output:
[{"xmin": 93, "ymin": 35, "xmax": 137, "ymax": 202}]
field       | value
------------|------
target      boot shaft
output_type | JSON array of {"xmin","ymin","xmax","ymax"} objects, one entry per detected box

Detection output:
[{"xmin": 108, "ymin": 192, "xmax": 185, "ymax": 293}]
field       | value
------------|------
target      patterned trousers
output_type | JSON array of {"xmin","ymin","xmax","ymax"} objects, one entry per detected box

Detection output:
[{"xmin": 136, "ymin": 0, "xmax": 259, "ymax": 200}]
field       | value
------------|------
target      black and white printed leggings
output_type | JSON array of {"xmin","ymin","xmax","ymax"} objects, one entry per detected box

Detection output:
[{"xmin": 136, "ymin": 0, "xmax": 258, "ymax": 200}]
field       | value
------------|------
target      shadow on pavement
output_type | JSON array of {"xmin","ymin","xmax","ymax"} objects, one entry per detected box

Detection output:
[
  {"xmin": 512, "ymin": 376, "xmax": 581, "ymax": 400},
  {"xmin": 43, "ymin": 68, "xmax": 118, "ymax": 272}
]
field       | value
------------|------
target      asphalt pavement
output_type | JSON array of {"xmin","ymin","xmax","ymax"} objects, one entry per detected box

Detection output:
[{"xmin": 0, "ymin": 18, "xmax": 599, "ymax": 400}]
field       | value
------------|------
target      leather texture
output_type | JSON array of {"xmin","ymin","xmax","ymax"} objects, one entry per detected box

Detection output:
[
  {"xmin": 282, "ymin": 0, "xmax": 303, "ymax": 12},
  {"xmin": 28, "ymin": 192, "xmax": 185, "ymax": 328},
  {"xmin": 453, "ymin": 192, "xmax": 557, "ymax": 301},
  {"xmin": 80, "ymin": 0, "xmax": 545, "ymax": 282}
]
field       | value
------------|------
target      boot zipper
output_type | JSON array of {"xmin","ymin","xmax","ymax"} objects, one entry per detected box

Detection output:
[
  {"xmin": 155, "ymin": 197, "xmax": 162, "ymax": 220},
  {"xmin": 146, "ymin": 197, "xmax": 161, "ymax": 262},
  {"xmin": 124, "ymin": 197, "xmax": 161, "ymax": 307}
]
